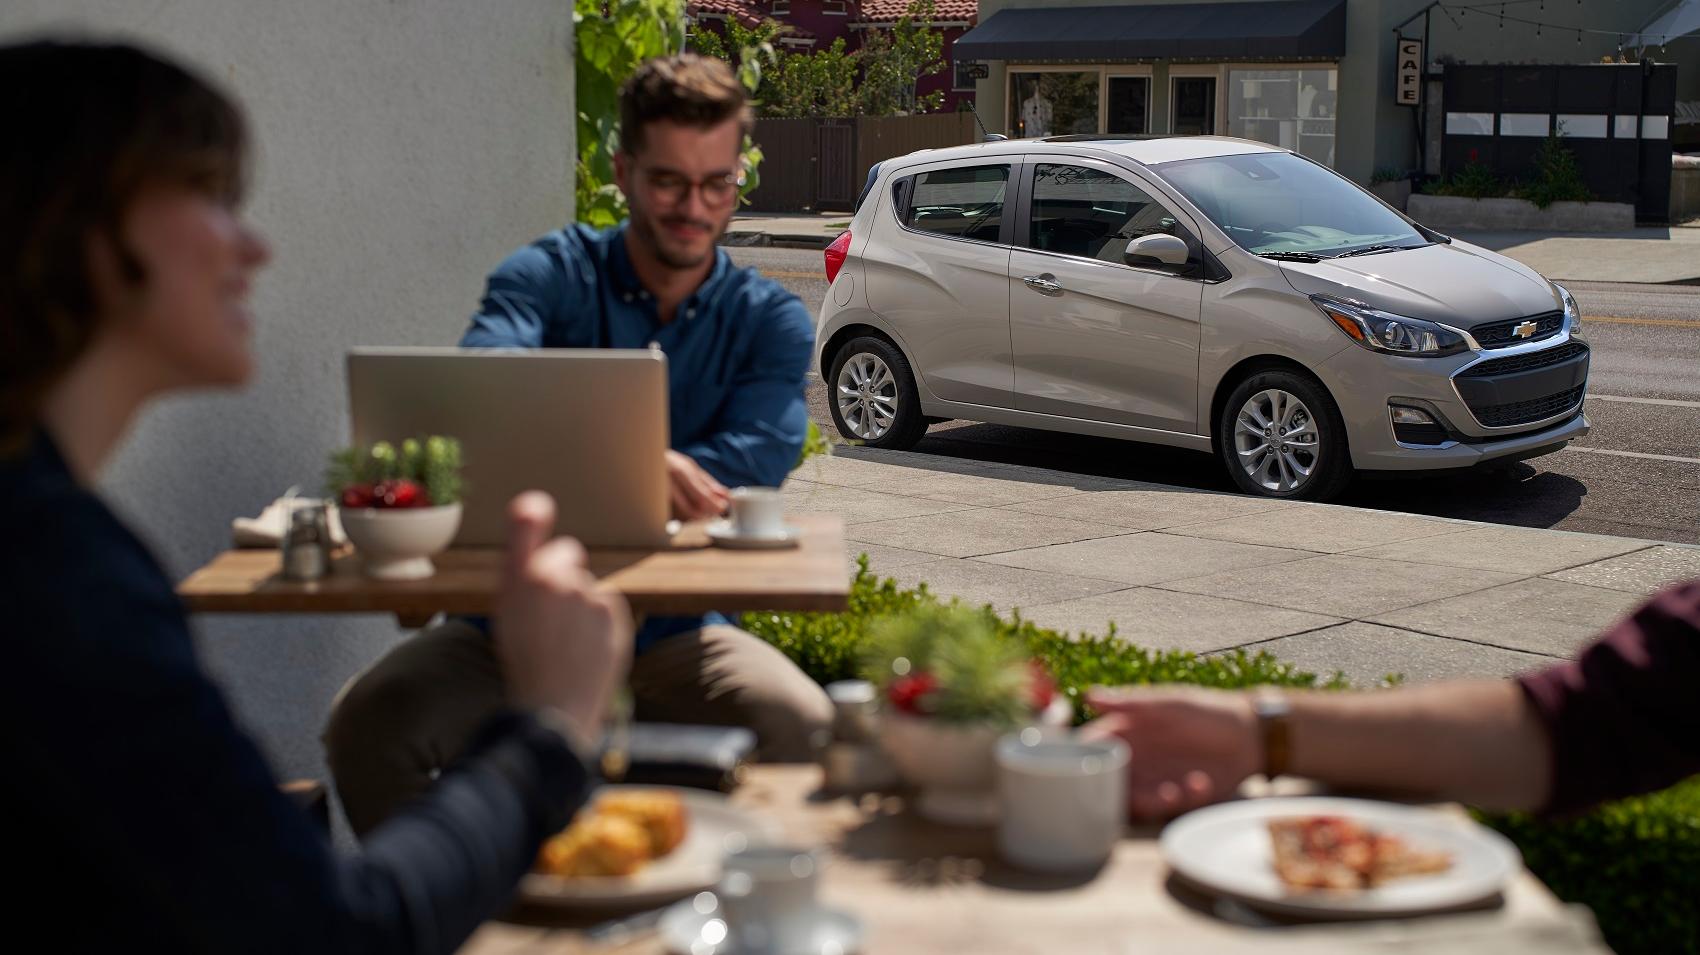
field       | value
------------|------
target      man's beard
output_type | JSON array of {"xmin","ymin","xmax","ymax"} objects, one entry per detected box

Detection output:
[{"xmin": 631, "ymin": 202, "xmax": 726, "ymax": 270}]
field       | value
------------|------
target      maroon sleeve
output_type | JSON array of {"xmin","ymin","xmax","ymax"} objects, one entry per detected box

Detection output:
[{"xmin": 1517, "ymin": 580, "xmax": 1700, "ymax": 816}]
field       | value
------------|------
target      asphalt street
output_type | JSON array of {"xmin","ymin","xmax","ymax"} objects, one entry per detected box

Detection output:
[{"xmin": 728, "ymin": 246, "xmax": 1700, "ymax": 546}]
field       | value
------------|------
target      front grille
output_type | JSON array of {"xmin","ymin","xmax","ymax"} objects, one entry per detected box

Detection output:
[
  {"xmin": 1472, "ymin": 384, "xmax": 1586, "ymax": 427},
  {"xmin": 1471, "ymin": 311, "xmax": 1564, "ymax": 348},
  {"xmin": 1458, "ymin": 341, "xmax": 1589, "ymax": 378}
]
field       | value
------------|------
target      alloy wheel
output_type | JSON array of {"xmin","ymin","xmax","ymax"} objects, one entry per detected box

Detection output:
[
  {"xmin": 1233, "ymin": 389, "xmax": 1320, "ymax": 494},
  {"xmin": 836, "ymin": 352, "xmax": 899, "ymax": 440}
]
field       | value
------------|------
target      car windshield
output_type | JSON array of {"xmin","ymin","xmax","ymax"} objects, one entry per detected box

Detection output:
[{"xmin": 1152, "ymin": 152, "xmax": 1428, "ymax": 258}]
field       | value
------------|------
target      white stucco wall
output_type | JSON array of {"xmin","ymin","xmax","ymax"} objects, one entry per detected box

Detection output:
[{"xmin": 0, "ymin": 2, "xmax": 575, "ymax": 810}]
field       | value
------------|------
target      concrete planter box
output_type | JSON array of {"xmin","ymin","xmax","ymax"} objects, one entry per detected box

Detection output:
[
  {"xmin": 1672, "ymin": 168, "xmax": 1700, "ymax": 223},
  {"xmin": 1407, "ymin": 194, "xmax": 1635, "ymax": 232},
  {"xmin": 1368, "ymin": 179, "xmax": 1412, "ymax": 211}
]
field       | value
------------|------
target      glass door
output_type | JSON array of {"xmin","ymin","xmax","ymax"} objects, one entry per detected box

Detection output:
[
  {"xmin": 1171, "ymin": 77, "xmax": 1217, "ymax": 135},
  {"xmin": 1107, "ymin": 76, "xmax": 1150, "ymax": 134}
]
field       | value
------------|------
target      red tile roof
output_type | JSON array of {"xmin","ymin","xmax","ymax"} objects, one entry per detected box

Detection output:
[
  {"xmin": 687, "ymin": 0, "xmax": 765, "ymax": 27},
  {"xmin": 854, "ymin": 0, "xmax": 977, "ymax": 23}
]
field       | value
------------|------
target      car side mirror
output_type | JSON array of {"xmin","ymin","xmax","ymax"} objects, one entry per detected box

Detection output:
[{"xmin": 1123, "ymin": 234, "xmax": 1190, "ymax": 268}]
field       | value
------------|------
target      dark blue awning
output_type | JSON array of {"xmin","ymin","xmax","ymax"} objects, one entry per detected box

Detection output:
[{"xmin": 954, "ymin": 0, "xmax": 1347, "ymax": 62}]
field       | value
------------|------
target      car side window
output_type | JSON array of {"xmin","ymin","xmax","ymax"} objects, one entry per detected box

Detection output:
[
  {"xmin": 1028, "ymin": 163, "xmax": 1194, "ymax": 268},
  {"xmin": 900, "ymin": 164, "xmax": 1009, "ymax": 244}
]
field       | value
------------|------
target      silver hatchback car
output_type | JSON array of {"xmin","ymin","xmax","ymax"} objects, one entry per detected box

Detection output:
[{"xmin": 816, "ymin": 136, "xmax": 1591, "ymax": 500}]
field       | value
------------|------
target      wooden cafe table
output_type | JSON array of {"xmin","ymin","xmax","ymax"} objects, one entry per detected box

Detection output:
[
  {"xmin": 177, "ymin": 514, "xmax": 849, "ymax": 624},
  {"xmin": 462, "ymin": 767, "xmax": 1610, "ymax": 955}
]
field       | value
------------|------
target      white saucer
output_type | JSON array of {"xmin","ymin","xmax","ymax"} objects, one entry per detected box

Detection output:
[
  {"xmin": 659, "ymin": 897, "xmax": 865, "ymax": 955},
  {"xmin": 706, "ymin": 520, "xmax": 803, "ymax": 550}
]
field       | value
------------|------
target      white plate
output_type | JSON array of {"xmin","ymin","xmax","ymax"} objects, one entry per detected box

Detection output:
[
  {"xmin": 1160, "ymin": 797, "xmax": 1522, "ymax": 919},
  {"xmin": 519, "ymin": 786, "xmax": 782, "ymax": 910},
  {"xmin": 706, "ymin": 520, "xmax": 802, "ymax": 550}
]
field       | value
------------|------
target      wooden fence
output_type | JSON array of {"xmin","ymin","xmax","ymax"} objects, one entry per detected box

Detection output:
[{"xmin": 746, "ymin": 112, "xmax": 979, "ymax": 213}]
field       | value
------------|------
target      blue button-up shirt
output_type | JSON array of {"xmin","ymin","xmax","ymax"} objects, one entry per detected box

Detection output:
[{"xmin": 460, "ymin": 222, "xmax": 815, "ymax": 651}]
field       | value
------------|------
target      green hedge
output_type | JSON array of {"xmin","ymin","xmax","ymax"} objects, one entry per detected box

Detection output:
[
  {"xmin": 744, "ymin": 557, "xmax": 1700, "ymax": 955},
  {"xmin": 1480, "ymin": 779, "xmax": 1700, "ymax": 955}
]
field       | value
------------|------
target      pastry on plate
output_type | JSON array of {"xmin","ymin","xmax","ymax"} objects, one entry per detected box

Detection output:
[{"xmin": 534, "ymin": 789, "xmax": 690, "ymax": 879}]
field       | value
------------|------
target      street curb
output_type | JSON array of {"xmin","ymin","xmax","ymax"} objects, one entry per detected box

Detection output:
[{"xmin": 722, "ymin": 232, "xmax": 834, "ymax": 250}]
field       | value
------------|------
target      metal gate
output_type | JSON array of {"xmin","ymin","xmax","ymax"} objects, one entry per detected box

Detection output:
[
  {"xmin": 1441, "ymin": 63, "xmax": 1677, "ymax": 222},
  {"xmin": 815, "ymin": 122, "xmax": 857, "ymax": 211}
]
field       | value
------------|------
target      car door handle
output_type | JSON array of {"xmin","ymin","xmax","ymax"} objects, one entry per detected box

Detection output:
[{"xmin": 1022, "ymin": 274, "xmax": 1063, "ymax": 296}]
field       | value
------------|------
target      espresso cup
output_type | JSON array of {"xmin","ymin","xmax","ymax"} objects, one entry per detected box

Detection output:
[
  {"xmin": 729, "ymin": 486, "xmax": 786, "ymax": 539},
  {"xmin": 717, "ymin": 845, "xmax": 822, "ymax": 953},
  {"xmin": 996, "ymin": 730, "xmax": 1129, "ymax": 873}
]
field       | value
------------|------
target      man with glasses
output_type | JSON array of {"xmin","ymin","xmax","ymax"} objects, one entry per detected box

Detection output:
[{"xmin": 325, "ymin": 55, "xmax": 832, "ymax": 836}]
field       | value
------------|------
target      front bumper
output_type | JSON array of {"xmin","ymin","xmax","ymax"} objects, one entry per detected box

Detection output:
[{"xmin": 1319, "ymin": 332, "xmax": 1591, "ymax": 472}]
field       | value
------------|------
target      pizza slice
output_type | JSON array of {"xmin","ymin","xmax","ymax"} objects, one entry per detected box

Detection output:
[{"xmin": 1269, "ymin": 815, "xmax": 1451, "ymax": 891}]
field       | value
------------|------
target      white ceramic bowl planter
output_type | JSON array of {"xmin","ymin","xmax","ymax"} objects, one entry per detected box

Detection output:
[
  {"xmin": 881, "ymin": 696, "xmax": 1072, "ymax": 826},
  {"xmin": 338, "ymin": 503, "xmax": 462, "ymax": 580}
]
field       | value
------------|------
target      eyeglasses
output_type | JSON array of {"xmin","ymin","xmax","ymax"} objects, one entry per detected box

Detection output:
[{"xmin": 642, "ymin": 169, "xmax": 744, "ymax": 207}]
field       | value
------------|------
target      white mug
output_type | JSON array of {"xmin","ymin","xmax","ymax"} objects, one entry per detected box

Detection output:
[
  {"xmin": 717, "ymin": 845, "xmax": 821, "ymax": 953},
  {"xmin": 996, "ymin": 730, "xmax": 1129, "ymax": 873},
  {"xmin": 729, "ymin": 486, "xmax": 786, "ymax": 538}
]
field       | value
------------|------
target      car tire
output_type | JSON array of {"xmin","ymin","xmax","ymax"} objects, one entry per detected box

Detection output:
[
  {"xmin": 1217, "ymin": 370, "xmax": 1353, "ymax": 501},
  {"xmin": 827, "ymin": 335, "xmax": 928, "ymax": 450}
]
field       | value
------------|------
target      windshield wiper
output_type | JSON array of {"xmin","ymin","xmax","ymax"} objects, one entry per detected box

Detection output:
[
  {"xmin": 1255, "ymin": 251, "xmax": 1326, "ymax": 263},
  {"xmin": 1332, "ymin": 244, "xmax": 1411, "ymax": 259}
]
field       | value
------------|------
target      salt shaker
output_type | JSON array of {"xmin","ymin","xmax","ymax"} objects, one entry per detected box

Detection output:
[
  {"xmin": 280, "ymin": 500, "xmax": 332, "ymax": 581},
  {"xmin": 820, "ymin": 680, "xmax": 899, "ymax": 792}
]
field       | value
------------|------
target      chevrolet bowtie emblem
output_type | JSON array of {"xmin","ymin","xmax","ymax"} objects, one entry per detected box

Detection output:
[{"xmin": 1512, "ymin": 321, "xmax": 1538, "ymax": 339}]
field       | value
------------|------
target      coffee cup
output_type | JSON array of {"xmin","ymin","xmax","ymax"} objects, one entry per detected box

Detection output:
[
  {"xmin": 717, "ymin": 845, "xmax": 822, "ymax": 953},
  {"xmin": 728, "ymin": 486, "xmax": 786, "ymax": 539},
  {"xmin": 996, "ymin": 730, "xmax": 1129, "ymax": 873}
]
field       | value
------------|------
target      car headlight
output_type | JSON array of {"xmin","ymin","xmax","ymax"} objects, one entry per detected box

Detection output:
[
  {"xmin": 1554, "ymin": 282, "xmax": 1583, "ymax": 340},
  {"xmin": 1311, "ymin": 295, "xmax": 1470, "ymax": 358}
]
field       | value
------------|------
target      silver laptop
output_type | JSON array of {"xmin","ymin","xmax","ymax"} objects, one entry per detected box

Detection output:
[{"xmin": 347, "ymin": 347, "xmax": 671, "ymax": 548}]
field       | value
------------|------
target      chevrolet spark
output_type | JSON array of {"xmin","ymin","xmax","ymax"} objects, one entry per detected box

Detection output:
[{"xmin": 816, "ymin": 136, "xmax": 1590, "ymax": 500}]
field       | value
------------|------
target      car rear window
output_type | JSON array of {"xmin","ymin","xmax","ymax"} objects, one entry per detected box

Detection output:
[{"xmin": 900, "ymin": 164, "xmax": 1009, "ymax": 244}]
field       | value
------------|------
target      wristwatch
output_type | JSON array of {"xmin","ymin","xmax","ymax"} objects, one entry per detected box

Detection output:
[{"xmin": 1252, "ymin": 691, "xmax": 1292, "ymax": 779}]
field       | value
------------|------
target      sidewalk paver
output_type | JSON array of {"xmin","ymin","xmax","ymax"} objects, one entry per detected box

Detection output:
[
  {"xmin": 1244, "ymin": 623, "xmax": 1554, "ymax": 686},
  {"xmin": 979, "ymin": 532, "xmax": 1313, "ymax": 586},
  {"xmin": 1017, "ymin": 588, "xmax": 1342, "ymax": 655},
  {"xmin": 1177, "ymin": 506, "xmax": 1462, "ymax": 554},
  {"xmin": 1347, "ymin": 525, "xmax": 1654, "ymax": 576},
  {"xmin": 1003, "ymin": 487, "xmax": 1291, "ymax": 531},
  {"xmin": 1368, "ymin": 578, "xmax": 1647, "ymax": 657},
  {"xmin": 882, "ymin": 559, "xmax": 1128, "ymax": 615},
  {"xmin": 1155, "ymin": 554, "xmax": 1525, "ymax": 618},
  {"xmin": 1545, "ymin": 544, "xmax": 1700, "ymax": 593},
  {"xmin": 846, "ymin": 508, "xmax": 1122, "ymax": 558},
  {"xmin": 785, "ymin": 482, "xmax": 976, "ymax": 525}
]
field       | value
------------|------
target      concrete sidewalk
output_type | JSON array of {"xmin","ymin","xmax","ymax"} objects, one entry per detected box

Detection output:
[
  {"xmin": 787, "ymin": 447, "xmax": 1700, "ymax": 686},
  {"xmin": 723, "ymin": 212, "xmax": 1700, "ymax": 283}
]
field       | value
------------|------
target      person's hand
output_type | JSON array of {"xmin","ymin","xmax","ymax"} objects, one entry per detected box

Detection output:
[
  {"xmin": 665, "ymin": 449, "xmax": 729, "ymax": 521},
  {"xmin": 492, "ymin": 491, "xmax": 633, "ymax": 745},
  {"xmin": 1080, "ymin": 686, "xmax": 1261, "ymax": 820}
]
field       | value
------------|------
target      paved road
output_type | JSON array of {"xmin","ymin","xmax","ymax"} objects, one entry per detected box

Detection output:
[{"xmin": 728, "ymin": 247, "xmax": 1700, "ymax": 545}]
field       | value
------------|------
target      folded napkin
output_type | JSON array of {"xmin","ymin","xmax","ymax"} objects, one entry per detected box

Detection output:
[{"xmin": 232, "ymin": 491, "xmax": 347, "ymax": 549}]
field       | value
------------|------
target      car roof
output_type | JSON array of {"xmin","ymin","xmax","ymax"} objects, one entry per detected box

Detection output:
[{"xmin": 880, "ymin": 135, "xmax": 1283, "ymax": 173}]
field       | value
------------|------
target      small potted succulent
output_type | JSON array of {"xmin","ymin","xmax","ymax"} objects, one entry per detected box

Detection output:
[
  {"xmin": 865, "ymin": 604, "xmax": 1070, "ymax": 826},
  {"xmin": 325, "ymin": 436, "xmax": 463, "ymax": 580}
]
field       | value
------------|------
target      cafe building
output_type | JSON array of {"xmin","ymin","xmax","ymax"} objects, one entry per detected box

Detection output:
[{"xmin": 955, "ymin": 0, "xmax": 1699, "ymax": 184}]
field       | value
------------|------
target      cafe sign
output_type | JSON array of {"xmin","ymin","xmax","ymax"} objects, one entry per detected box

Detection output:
[{"xmin": 1396, "ymin": 38, "xmax": 1424, "ymax": 107}]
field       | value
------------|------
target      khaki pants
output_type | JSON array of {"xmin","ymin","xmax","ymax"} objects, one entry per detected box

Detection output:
[{"xmin": 323, "ymin": 619, "xmax": 832, "ymax": 836}]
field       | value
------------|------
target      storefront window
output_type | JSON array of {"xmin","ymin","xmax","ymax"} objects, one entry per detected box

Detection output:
[
  {"xmin": 1228, "ymin": 68, "xmax": 1338, "ymax": 166},
  {"xmin": 1171, "ymin": 77, "xmax": 1217, "ymax": 135},
  {"xmin": 1008, "ymin": 71, "xmax": 1099, "ymax": 138}
]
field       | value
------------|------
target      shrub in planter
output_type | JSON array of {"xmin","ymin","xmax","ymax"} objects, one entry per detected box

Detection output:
[{"xmin": 1516, "ymin": 132, "xmax": 1593, "ymax": 210}]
